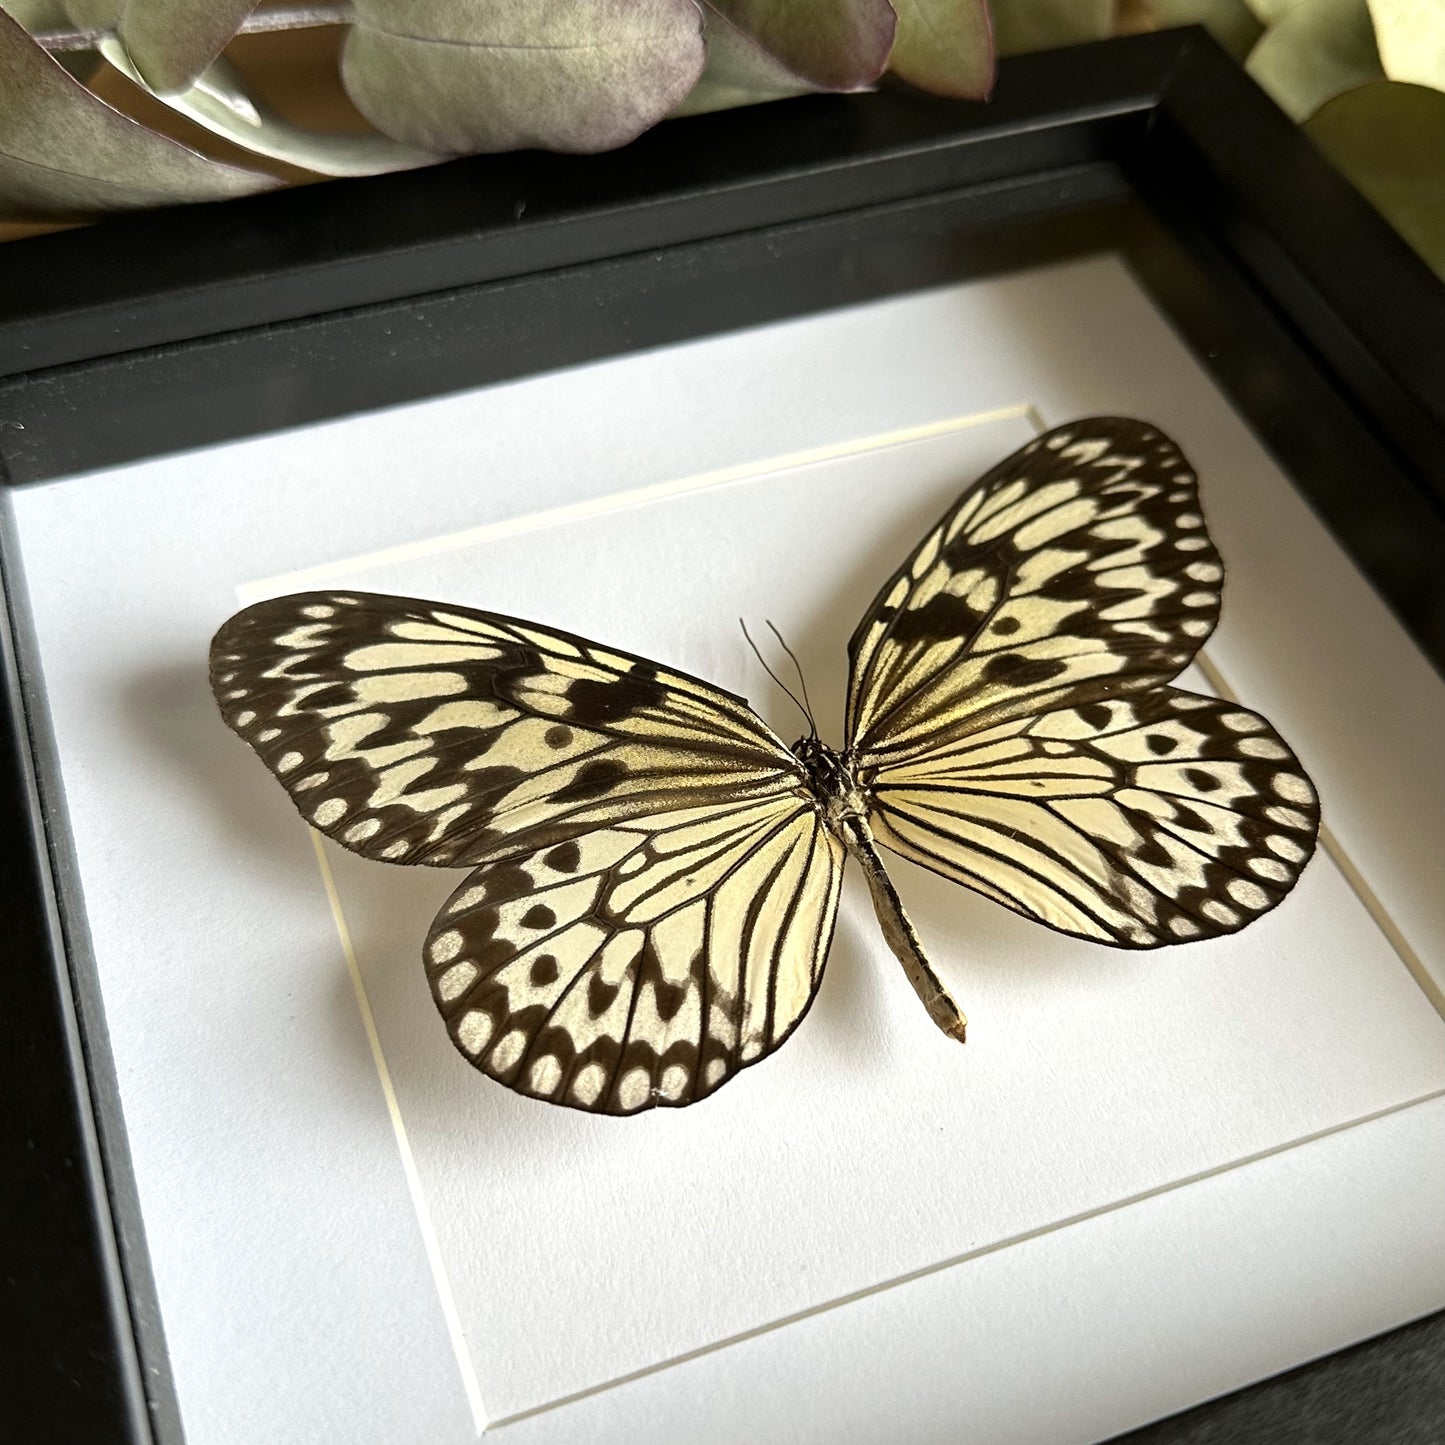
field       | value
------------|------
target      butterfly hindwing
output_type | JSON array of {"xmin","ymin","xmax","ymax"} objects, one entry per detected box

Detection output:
[
  {"xmin": 848, "ymin": 417, "xmax": 1222, "ymax": 762},
  {"xmin": 211, "ymin": 591, "xmax": 803, "ymax": 868},
  {"xmin": 863, "ymin": 685, "xmax": 1318, "ymax": 946},
  {"xmin": 426, "ymin": 795, "xmax": 844, "ymax": 1113}
]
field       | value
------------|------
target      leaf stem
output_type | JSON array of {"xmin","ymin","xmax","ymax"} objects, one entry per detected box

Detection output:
[{"xmin": 33, "ymin": 4, "xmax": 356, "ymax": 53}]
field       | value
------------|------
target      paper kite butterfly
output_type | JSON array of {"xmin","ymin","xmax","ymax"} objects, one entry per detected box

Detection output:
[{"xmin": 211, "ymin": 418, "xmax": 1319, "ymax": 1115}]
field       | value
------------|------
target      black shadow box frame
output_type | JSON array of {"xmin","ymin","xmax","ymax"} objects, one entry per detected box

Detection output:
[{"xmin": 2, "ymin": 26, "xmax": 1443, "ymax": 1445}]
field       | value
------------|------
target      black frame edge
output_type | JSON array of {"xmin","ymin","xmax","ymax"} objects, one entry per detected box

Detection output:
[
  {"xmin": 0, "ymin": 493, "xmax": 169, "ymax": 1444},
  {"xmin": 0, "ymin": 31, "xmax": 1190, "ymax": 377},
  {"xmin": 1144, "ymin": 33, "xmax": 1445, "ymax": 508}
]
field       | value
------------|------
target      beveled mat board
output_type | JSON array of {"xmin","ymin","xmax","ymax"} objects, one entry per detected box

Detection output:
[{"xmin": 10, "ymin": 256, "xmax": 1445, "ymax": 1445}]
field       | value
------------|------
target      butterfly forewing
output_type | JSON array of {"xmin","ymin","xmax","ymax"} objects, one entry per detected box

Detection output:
[
  {"xmin": 862, "ymin": 688, "xmax": 1319, "ymax": 946},
  {"xmin": 847, "ymin": 418, "xmax": 1222, "ymax": 760},
  {"xmin": 211, "ymin": 592, "xmax": 804, "ymax": 867},
  {"xmin": 426, "ymin": 796, "xmax": 844, "ymax": 1113}
]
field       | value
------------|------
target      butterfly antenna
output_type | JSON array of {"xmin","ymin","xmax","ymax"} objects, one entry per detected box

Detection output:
[
  {"xmin": 739, "ymin": 619, "xmax": 812, "ymax": 735},
  {"xmin": 766, "ymin": 620, "xmax": 818, "ymax": 739}
]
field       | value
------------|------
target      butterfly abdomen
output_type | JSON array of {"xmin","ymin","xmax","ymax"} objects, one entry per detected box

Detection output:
[{"xmin": 790, "ymin": 734, "xmax": 968, "ymax": 1044}]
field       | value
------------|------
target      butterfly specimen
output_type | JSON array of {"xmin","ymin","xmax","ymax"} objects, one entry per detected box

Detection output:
[{"xmin": 211, "ymin": 417, "xmax": 1319, "ymax": 1115}]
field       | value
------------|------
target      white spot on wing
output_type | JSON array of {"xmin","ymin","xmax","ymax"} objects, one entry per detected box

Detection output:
[
  {"xmin": 614, "ymin": 1069, "xmax": 651, "ymax": 1112},
  {"xmin": 456, "ymin": 1011, "xmax": 493, "ymax": 1055},
  {"xmin": 491, "ymin": 1029, "xmax": 527, "ymax": 1073},
  {"xmin": 437, "ymin": 961, "xmax": 478, "ymax": 1001},
  {"xmin": 431, "ymin": 930, "xmax": 463, "ymax": 964},
  {"xmin": 571, "ymin": 1063, "xmax": 607, "ymax": 1106}
]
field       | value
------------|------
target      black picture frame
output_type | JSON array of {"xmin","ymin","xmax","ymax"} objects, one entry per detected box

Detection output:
[{"xmin": 2, "ymin": 27, "xmax": 1443, "ymax": 1445}]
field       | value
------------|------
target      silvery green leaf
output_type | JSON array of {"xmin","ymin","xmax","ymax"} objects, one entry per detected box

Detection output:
[
  {"xmin": 673, "ymin": 10, "xmax": 818, "ymax": 117},
  {"xmin": 117, "ymin": 0, "xmax": 258, "ymax": 95},
  {"xmin": 889, "ymin": 0, "xmax": 994, "ymax": 96},
  {"xmin": 676, "ymin": 0, "xmax": 896, "ymax": 117},
  {"xmin": 6, "ymin": 0, "xmax": 75, "ymax": 30},
  {"xmin": 98, "ymin": 36, "xmax": 438, "ymax": 175},
  {"xmin": 6, "ymin": 0, "xmax": 103, "ymax": 79},
  {"xmin": 700, "ymin": 0, "xmax": 896, "ymax": 90},
  {"xmin": 990, "ymin": 0, "xmax": 1112, "ymax": 57},
  {"xmin": 61, "ymin": 0, "xmax": 120, "ymax": 29},
  {"xmin": 1306, "ymin": 79, "xmax": 1445, "ymax": 277},
  {"xmin": 1366, "ymin": 0, "xmax": 1445, "ymax": 89},
  {"xmin": 341, "ymin": 0, "xmax": 707, "ymax": 154},
  {"xmin": 0, "ymin": 5, "xmax": 275, "ymax": 218},
  {"xmin": 1243, "ymin": 0, "xmax": 1298, "ymax": 22},
  {"xmin": 1247, "ymin": 0, "xmax": 1382, "ymax": 121},
  {"xmin": 1142, "ymin": 0, "xmax": 1264, "ymax": 60}
]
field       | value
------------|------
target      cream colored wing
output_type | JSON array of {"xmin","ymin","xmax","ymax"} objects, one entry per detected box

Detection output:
[
  {"xmin": 848, "ymin": 417, "xmax": 1221, "ymax": 763},
  {"xmin": 211, "ymin": 591, "xmax": 803, "ymax": 867},
  {"xmin": 862, "ymin": 689, "xmax": 1319, "ymax": 947},
  {"xmin": 426, "ymin": 794, "xmax": 845, "ymax": 1113}
]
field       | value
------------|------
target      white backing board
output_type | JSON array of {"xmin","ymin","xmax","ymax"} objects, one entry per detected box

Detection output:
[{"xmin": 11, "ymin": 256, "xmax": 1445, "ymax": 1444}]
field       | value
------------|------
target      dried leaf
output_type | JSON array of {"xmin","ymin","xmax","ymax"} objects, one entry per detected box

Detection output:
[
  {"xmin": 98, "ymin": 38, "xmax": 438, "ymax": 175},
  {"xmin": 1306, "ymin": 79, "xmax": 1445, "ymax": 276},
  {"xmin": 701, "ymin": 0, "xmax": 895, "ymax": 89},
  {"xmin": 1367, "ymin": 0, "xmax": 1445, "ymax": 89},
  {"xmin": 341, "ymin": 0, "xmax": 707, "ymax": 155},
  {"xmin": 1247, "ymin": 0, "xmax": 1383, "ymax": 121},
  {"xmin": 990, "ymin": 0, "xmax": 1113, "ymax": 57},
  {"xmin": 118, "ymin": 0, "xmax": 259, "ymax": 95},
  {"xmin": 0, "ymin": 6, "xmax": 274, "ymax": 218},
  {"xmin": 889, "ymin": 0, "xmax": 994, "ymax": 97}
]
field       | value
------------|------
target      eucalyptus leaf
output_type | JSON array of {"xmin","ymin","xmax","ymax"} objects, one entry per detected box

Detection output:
[
  {"xmin": 1247, "ymin": 0, "xmax": 1383, "ymax": 120},
  {"xmin": 1306, "ymin": 79, "xmax": 1445, "ymax": 275},
  {"xmin": 1142, "ymin": 0, "xmax": 1265, "ymax": 59},
  {"xmin": 98, "ymin": 36, "xmax": 437, "ymax": 175},
  {"xmin": 889, "ymin": 0, "xmax": 994, "ymax": 97},
  {"xmin": 1367, "ymin": 0, "xmax": 1445, "ymax": 90},
  {"xmin": 990, "ymin": 0, "xmax": 1112, "ymax": 57},
  {"xmin": 117, "ymin": 0, "xmax": 258, "ymax": 95},
  {"xmin": 341, "ymin": 0, "xmax": 707, "ymax": 155},
  {"xmin": 673, "ymin": 10, "xmax": 818, "ymax": 118},
  {"xmin": 7, "ymin": 0, "xmax": 105, "ymax": 79},
  {"xmin": 702, "ymin": 0, "xmax": 895, "ymax": 90},
  {"xmin": 0, "ymin": 6, "xmax": 275, "ymax": 217},
  {"xmin": 6, "ymin": 0, "xmax": 74, "ymax": 30},
  {"xmin": 61, "ymin": 0, "xmax": 120, "ymax": 29},
  {"xmin": 1242, "ymin": 0, "xmax": 1296, "ymax": 20}
]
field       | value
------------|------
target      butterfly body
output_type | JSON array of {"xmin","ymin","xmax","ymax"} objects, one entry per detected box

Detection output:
[
  {"xmin": 211, "ymin": 418, "xmax": 1319, "ymax": 1114},
  {"xmin": 790, "ymin": 736, "xmax": 863, "ymax": 829},
  {"xmin": 787, "ymin": 732, "xmax": 969, "ymax": 1041}
]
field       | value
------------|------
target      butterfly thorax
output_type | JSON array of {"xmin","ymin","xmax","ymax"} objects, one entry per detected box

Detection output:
[{"xmin": 791, "ymin": 736, "xmax": 868, "ymax": 832}]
